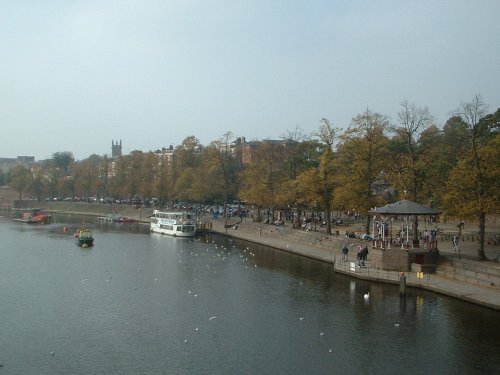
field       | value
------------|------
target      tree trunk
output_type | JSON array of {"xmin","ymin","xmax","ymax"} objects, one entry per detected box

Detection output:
[
  {"xmin": 325, "ymin": 204, "xmax": 332, "ymax": 235},
  {"xmin": 413, "ymin": 216, "xmax": 419, "ymax": 242},
  {"xmin": 365, "ymin": 215, "xmax": 371, "ymax": 235},
  {"xmin": 478, "ymin": 212, "xmax": 486, "ymax": 260}
]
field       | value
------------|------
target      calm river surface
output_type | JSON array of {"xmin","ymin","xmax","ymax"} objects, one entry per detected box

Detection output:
[{"xmin": 0, "ymin": 213, "xmax": 499, "ymax": 375}]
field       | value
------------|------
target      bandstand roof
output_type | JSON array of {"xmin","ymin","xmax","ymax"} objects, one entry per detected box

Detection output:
[{"xmin": 369, "ymin": 199, "xmax": 441, "ymax": 216}]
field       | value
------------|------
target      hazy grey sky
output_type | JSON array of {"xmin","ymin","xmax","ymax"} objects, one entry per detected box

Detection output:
[{"xmin": 1, "ymin": 0, "xmax": 499, "ymax": 160}]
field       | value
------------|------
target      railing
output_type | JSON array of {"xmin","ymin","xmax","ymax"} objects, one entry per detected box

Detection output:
[
  {"xmin": 331, "ymin": 258, "xmax": 432, "ymax": 285},
  {"xmin": 440, "ymin": 231, "xmax": 500, "ymax": 244}
]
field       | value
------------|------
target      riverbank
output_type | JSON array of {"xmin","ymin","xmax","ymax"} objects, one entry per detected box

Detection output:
[
  {"xmin": 6, "ymin": 201, "xmax": 500, "ymax": 311},
  {"xmin": 208, "ymin": 219, "xmax": 500, "ymax": 311}
]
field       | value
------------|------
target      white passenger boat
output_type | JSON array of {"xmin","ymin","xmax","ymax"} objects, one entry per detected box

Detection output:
[{"xmin": 150, "ymin": 210, "xmax": 197, "ymax": 237}]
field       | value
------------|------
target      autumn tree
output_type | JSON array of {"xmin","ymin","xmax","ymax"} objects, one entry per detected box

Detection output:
[
  {"xmin": 97, "ymin": 155, "xmax": 110, "ymax": 201},
  {"xmin": 108, "ymin": 155, "xmax": 131, "ymax": 201},
  {"xmin": 173, "ymin": 136, "xmax": 203, "ymax": 200},
  {"xmin": 154, "ymin": 150, "xmax": 176, "ymax": 206},
  {"xmin": 74, "ymin": 155, "xmax": 101, "ymax": 200},
  {"xmin": 278, "ymin": 127, "xmax": 320, "ymax": 222},
  {"xmin": 127, "ymin": 151, "xmax": 146, "ymax": 201},
  {"xmin": 139, "ymin": 152, "xmax": 159, "ymax": 203},
  {"xmin": 335, "ymin": 109, "xmax": 390, "ymax": 233},
  {"xmin": 204, "ymin": 133, "xmax": 239, "ymax": 217},
  {"xmin": 30, "ymin": 164, "xmax": 47, "ymax": 202},
  {"xmin": 239, "ymin": 140, "xmax": 285, "ymax": 222},
  {"xmin": 444, "ymin": 96, "xmax": 498, "ymax": 259},
  {"xmin": 295, "ymin": 118, "xmax": 338, "ymax": 234}
]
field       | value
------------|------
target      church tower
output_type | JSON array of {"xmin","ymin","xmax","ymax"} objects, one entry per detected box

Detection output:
[{"xmin": 112, "ymin": 140, "xmax": 122, "ymax": 159}]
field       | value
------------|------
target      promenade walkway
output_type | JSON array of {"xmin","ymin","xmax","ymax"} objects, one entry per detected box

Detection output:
[{"xmin": 208, "ymin": 218, "xmax": 500, "ymax": 311}]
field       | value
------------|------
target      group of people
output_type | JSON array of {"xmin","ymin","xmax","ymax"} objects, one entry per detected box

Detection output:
[
  {"xmin": 341, "ymin": 243, "xmax": 369, "ymax": 266},
  {"xmin": 357, "ymin": 245, "xmax": 369, "ymax": 266}
]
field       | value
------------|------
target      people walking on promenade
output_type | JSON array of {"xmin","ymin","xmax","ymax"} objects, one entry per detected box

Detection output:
[
  {"xmin": 362, "ymin": 245, "xmax": 369, "ymax": 262},
  {"xmin": 357, "ymin": 246, "xmax": 364, "ymax": 267},
  {"xmin": 342, "ymin": 244, "xmax": 349, "ymax": 262},
  {"xmin": 452, "ymin": 235, "xmax": 460, "ymax": 257}
]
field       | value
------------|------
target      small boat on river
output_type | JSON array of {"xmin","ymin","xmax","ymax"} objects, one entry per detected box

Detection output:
[
  {"xmin": 13, "ymin": 208, "xmax": 51, "ymax": 224},
  {"xmin": 74, "ymin": 229, "xmax": 94, "ymax": 247},
  {"xmin": 98, "ymin": 214, "xmax": 135, "ymax": 223},
  {"xmin": 150, "ymin": 210, "xmax": 196, "ymax": 237},
  {"xmin": 116, "ymin": 216, "xmax": 134, "ymax": 223}
]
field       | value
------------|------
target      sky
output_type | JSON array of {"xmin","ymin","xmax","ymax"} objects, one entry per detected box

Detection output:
[{"xmin": 1, "ymin": 0, "xmax": 499, "ymax": 161}]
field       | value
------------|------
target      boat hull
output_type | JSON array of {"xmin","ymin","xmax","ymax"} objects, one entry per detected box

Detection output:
[
  {"xmin": 150, "ymin": 211, "xmax": 197, "ymax": 237},
  {"xmin": 76, "ymin": 238, "xmax": 94, "ymax": 247},
  {"xmin": 98, "ymin": 215, "xmax": 134, "ymax": 223},
  {"xmin": 150, "ymin": 225, "xmax": 196, "ymax": 237},
  {"xmin": 74, "ymin": 229, "xmax": 94, "ymax": 247},
  {"xmin": 13, "ymin": 209, "xmax": 51, "ymax": 224}
]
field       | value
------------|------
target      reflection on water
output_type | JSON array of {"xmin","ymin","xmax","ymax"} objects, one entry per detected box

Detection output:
[{"xmin": 0, "ymin": 214, "xmax": 499, "ymax": 375}]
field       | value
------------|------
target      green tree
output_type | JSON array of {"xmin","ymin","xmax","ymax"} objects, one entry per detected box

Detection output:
[
  {"xmin": 389, "ymin": 100, "xmax": 434, "ymax": 240},
  {"xmin": 52, "ymin": 152, "xmax": 74, "ymax": 173},
  {"xmin": 0, "ymin": 167, "xmax": 6, "ymax": 186},
  {"xmin": 9, "ymin": 165, "xmax": 32, "ymax": 200}
]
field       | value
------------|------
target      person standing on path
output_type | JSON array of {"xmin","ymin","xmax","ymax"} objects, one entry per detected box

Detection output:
[
  {"xmin": 342, "ymin": 244, "xmax": 349, "ymax": 262},
  {"xmin": 452, "ymin": 235, "xmax": 460, "ymax": 256}
]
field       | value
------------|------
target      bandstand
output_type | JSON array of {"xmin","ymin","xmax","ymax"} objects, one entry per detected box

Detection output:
[{"xmin": 368, "ymin": 200, "xmax": 442, "ymax": 272}]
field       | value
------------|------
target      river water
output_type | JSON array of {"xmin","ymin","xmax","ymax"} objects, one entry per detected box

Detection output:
[{"xmin": 0, "ymin": 213, "xmax": 499, "ymax": 375}]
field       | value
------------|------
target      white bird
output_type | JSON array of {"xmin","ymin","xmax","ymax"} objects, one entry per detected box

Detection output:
[
  {"xmin": 209, "ymin": 316, "xmax": 217, "ymax": 321},
  {"xmin": 320, "ymin": 332, "xmax": 325, "ymax": 336},
  {"xmin": 364, "ymin": 292, "xmax": 370, "ymax": 299}
]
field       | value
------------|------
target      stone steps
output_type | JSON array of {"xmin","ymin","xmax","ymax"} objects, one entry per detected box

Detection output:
[{"xmin": 436, "ymin": 259, "xmax": 500, "ymax": 289}]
